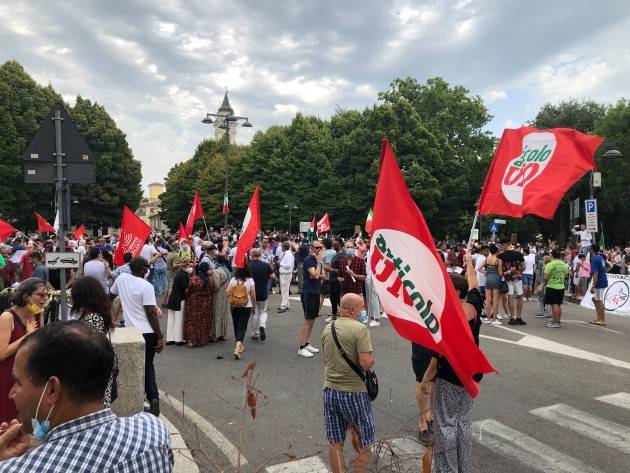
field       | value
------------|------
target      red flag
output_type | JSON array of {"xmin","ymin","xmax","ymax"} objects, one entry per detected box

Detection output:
[
  {"xmin": 222, "ymin": 193, "xmax": 229, "ymax": 216},
  {"xmin": 0, "ymin": 219, "xmax": 17, "ymax": 241},
  {"xmin": 185, "ymin": 192, "xmax": 204, "ymax": 236},
  {"xmin": 234, "ymin": 185, "xmax": 261, "ymax": 268},
  {"xmin": 317, "ymin": 213, "xmax": 331, "ymax": 234},
  {"xmin": 371, "ymin": 138, "xmax": 494, "ymax": 398},
  {"xmin": 114, "ymin": 206, "xmax": 152, "ymax": 265},
  {"xmin": 34, "ymin": 212, "xmax": 56, "ymax": 234},
  {"xmin": 74, "ymin": 225, "xmax": 85, "ymax": 241},
  {"xmin": 177, "ymin": 222, "xmax": 190, "ymax": 242},
  {"xmin": 478, "ymin": 127, "xmax": 603, "ymax": 219}
]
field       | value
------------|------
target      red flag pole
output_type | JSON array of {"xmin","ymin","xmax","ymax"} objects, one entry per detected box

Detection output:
[
  {"xmin": 202, "ymin": 216, "xmax": 210, "ymax": 237},
  {"xmin": 467, "ymin": 210, "xmax": 479, "ymax": 249}
]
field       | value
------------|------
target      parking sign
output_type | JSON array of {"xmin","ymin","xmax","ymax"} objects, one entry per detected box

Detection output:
[{"xmin": 585, "ymin": 199, "xmax": 598, "ymax": 232}]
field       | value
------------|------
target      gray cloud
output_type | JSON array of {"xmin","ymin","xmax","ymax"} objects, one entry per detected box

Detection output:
[{"xmin": 2, "ymin": 0, "xmax": 629, "ymax": 191}]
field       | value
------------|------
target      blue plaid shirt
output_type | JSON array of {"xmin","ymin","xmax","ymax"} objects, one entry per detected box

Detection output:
[{"xmin": 0, "ymin": 409, "xmax": 173, "ymax": 472}]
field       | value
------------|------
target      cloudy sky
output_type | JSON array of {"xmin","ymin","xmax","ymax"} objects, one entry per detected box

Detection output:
[{"xmin": 2, "ymin": 0, "xmax": 629, "ymax": 193}]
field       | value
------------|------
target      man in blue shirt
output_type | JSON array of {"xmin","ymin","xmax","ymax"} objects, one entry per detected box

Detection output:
[
  {"xmin": 1, "ymin": 321, "xmax": 173, "ymax": 472},
  {"xmin": 589, "ymin": 244, "xmax": 609, "ymax": 326}
]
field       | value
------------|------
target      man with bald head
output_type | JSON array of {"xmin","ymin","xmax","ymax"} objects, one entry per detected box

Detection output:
[
  {"xmin": 247, "ymin": 248, "xmax": 274, "ymax": 341},
  {"xmin": 321, "ymin": 293, "xmax": 374, "ymax": 473}
]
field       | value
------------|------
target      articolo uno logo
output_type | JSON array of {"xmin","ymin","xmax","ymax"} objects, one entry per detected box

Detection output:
[{"xmin": 371, "ymin": 234, "xmax": 440, "ymax": 334}]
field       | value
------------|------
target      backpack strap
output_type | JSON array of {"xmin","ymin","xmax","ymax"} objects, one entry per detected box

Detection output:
[{"xmin": 331, "ymin": 321, "xmax": 365, "ymax": 382}]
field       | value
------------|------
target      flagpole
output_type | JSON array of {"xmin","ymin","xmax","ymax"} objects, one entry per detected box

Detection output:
[
  {"xmin": 202, "ymin": 216, "xmax": 210, "ymax": 238},
  {"xmin": 467, "ymin": 210, "xmax": 479, "ymax": 249}
]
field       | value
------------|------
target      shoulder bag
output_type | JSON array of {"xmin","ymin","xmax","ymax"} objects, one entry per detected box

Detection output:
[{"xmin": 331, "ymin": 321, "xmax": 378, "ymax": 401}]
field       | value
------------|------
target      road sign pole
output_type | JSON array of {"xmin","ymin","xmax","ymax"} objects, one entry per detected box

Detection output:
[{"xmin": 53, "ymin": 108, "xmax": 68, "ymax": 321}]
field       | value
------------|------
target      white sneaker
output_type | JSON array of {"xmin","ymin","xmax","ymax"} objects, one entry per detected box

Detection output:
[
  {"xmin": 491, "ymin": 320, "xmax": 503, "ymax": 326},
  {"xmin": 325, "ymin": 316, "xmax": 333, "ymax": 323},
  {"xmin": 381, "ymin": 312, "xmax": 388, "ymax": 319},
  {"xmin": 305, "ymin": 344, "xmax": 320, "ymax": 353},
  {"xmin": 297, "ymin": 347, "xmax": 314, "ymax": 358},
  {"xmin": 369, "ymin": 320, "xmax": 381, "ymax": 327},
  {"xmin": 498, "ymin": 314, "xmax": 507, "ymax": 320}
]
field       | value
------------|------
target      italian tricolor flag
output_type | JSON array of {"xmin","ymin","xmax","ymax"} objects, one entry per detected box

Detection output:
[
  {"xmin": 306, "ymin": 215, "xmax": 316, "ymax": 241},
  {"xmin": 222, "ymin": 193, "xmax": 229, "ymax": 216},
  {"xmin": 365, "ymin": 208, "xmax": 373, "ymax": 235}
]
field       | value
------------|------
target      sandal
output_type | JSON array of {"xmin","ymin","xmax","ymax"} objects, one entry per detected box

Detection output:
[
  {"xmin": 418, "ymin": 428, "xmax": 434, "ymax": 446},
  {"xmin": 588, "ymin": 320, "xmax": 607, "ymax": 326}
]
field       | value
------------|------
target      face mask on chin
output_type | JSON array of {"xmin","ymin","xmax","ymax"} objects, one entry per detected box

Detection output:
[{"xmin": 32, "ymin": 379, "xmax": 55, "ymax": 442}]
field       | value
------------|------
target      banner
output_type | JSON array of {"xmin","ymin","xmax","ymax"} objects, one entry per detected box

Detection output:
[
  {"xmin": 580, "ymin": 274, "xmax": 630, "ymax": 316},
  {"xmin": 0, "ymin": 219, "xmax": 17, "ymax": 241},
  {"xmin": 371, "ymin": 138, "xmax": 494, "ymax": 398},
  {"xmin": 478, "ymin": 127, "xmax": 603, "ymax": 219},
  {"xmin": 114, "ymin": 206, "xmax": 152, "ymax": 265},
  {"xmin": 34, "ymin": 212, "xmax": 56, "ymax": 234},
  {"xmin": 317, "ymin": 213, "xmax": 331, "ymax": 234}
]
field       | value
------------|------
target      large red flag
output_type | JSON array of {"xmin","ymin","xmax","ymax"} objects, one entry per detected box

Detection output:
[
  {"xmin": 317, "ymin": 213, "xmax": 331, "ymax": 234},
  {"xmin": 185, "ymin": 192, "xmax": 204, "ymax": 236},
  {"xmin": 478, "ymin": 127, "xmax": 603, "ymax": 219},
  {"xmin": 371, "ymin": 138, "xmax": 494, "ymax": 398},
  {"xmin": 0, "ymin": 219, "xmax": 17, "ymax": 241},
  {"xmin": 234, "ymin": 185, "xmax": 260, "ymax": 268},
  {"xmin": 74, "ymin": 224, "xmax": 85, "ymax": 241},
  {"xmin": 114, "ymin": 206, "xmax": 152, "ymax": 265},
  {"xmin": 34, "ymin": 212, "xmax": 56, "ymax": 234}
]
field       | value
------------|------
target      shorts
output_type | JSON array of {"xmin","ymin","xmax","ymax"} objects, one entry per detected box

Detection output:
[
  {"xmin": 522, "ymin": 274, "xmax": 533, "ymax": 288},
  {"xmin": 593, "ymin": 287, "xmax": 606, "ymax": 301},
  {"xmin": 301, "ymin": 293, "xmax": 320, "ymax": 320},
  {"xmin": 544, "ymin": 287, "xmax": 564, "ymax": 306},
  {"xmin": 323, "ymin": 387, "xmax": 375, "ymax": 448},
  {"xmin": 412, "ymin": 357, "xmax": 432, "ymax": 383},
  {"xmin": 507, "ymin": 280, "xmax": 523, "ymax": 296}
]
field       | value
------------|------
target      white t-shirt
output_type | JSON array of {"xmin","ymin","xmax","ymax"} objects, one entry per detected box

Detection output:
[
  {"xmin": 140, "ymin": 244, "xmax": 157, "ymax": 262},
  {"xmin": 83, "ymin": 259, "xmax": 110, "ymax": 291},
  {"xmin": 227, "ymin": 277, "xmax": 255, "ymax": 307},
  {"xmin": 279, "ymin": 250, "xmax": 295, "ymax": 274},
  {"xmin": 523, "ymin": 254, "xmax": 536, "ymax": 275},
  {"xmin": 475, "ymin": 254, "xmax": 486, "ymax": 287},
  {"xmin": 574, "ymin": 230, "xmax": 592, "ymax": 246},
  {"xmin": 110, "ymin": 273, "xmax": 156, "ymax": 333},
  {"xmin": 228, "ymin": 246, "xmax": 237, "ymax": 262}
]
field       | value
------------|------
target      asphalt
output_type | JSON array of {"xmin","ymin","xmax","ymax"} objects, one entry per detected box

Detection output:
[{"xmin": 154, "ymin": 292, "xmax": 630, "ymax": 472}]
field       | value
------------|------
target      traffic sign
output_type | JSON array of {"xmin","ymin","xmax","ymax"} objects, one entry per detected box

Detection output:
[
  {"xmin": 493, "ymin": 219, "xmax": 507, "ymax": 224},
  {"xmin": 585, "ymin": 199, "xmax": 598, "ymax": 232},
  {"xmin": 490, "ymin": 222, "xmax": 499, "ymax": 233},
  {"xmin": 471, "ymin": 229, "xmax": 479, "ymax": 240},
  {"xmin": 22, "ymin": 103, "xmax": 95, "ymax": 183},
  {"xmin": 45, "ymin": 252, "xmax": 81, "ymax": 269}
]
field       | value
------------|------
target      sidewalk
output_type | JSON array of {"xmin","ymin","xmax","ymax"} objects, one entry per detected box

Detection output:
[{"xmin": 160, "ymin": 414, "xmax": 199, "ymax": 473}]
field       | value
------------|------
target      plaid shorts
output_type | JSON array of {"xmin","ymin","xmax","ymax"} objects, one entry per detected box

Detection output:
[{"xmin": 323, "ymin": 387, "xmax": 375, "ymax": 448}]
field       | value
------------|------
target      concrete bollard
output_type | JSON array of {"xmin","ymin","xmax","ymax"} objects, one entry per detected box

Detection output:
[{"xmin": 110, "ymin": 327, "xmax": 145, "ymax": 417}]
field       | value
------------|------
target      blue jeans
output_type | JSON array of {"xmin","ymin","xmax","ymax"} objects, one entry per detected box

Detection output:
[{"xmin": 152, "ymin": 267, "xmax": 167, "ymax": 296}]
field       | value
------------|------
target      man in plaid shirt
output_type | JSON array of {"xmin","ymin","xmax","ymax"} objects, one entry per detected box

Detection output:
[
  {"xmin": 338, "ymin": 246, "xmax": 366, "ymax": 296},
  {"xmin": 0, "ymin": 321, "xmax": 173, "ymax": 472}
]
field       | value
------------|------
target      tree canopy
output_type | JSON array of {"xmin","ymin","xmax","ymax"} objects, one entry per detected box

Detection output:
[{"xmin": 0, "ymin": 61, "xmax": 142, "ymax": 232}]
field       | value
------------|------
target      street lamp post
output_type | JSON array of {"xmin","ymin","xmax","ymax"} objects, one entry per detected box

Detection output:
[
  {"xmin": 284, "ymin": 203, "xmax": 298, "ymax": 234},
  {"xmin": 201, "ymin": 99, "xmax": 252, "ymax": 229},
  {"xmin": 588, "ymin": 143, "xmax": 624, "ymax": 242}
]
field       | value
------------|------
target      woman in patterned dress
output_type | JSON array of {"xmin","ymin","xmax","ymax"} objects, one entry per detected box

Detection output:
[
  {"xmin": 70, "ymin": 276, "xmax": 115, "ymax": 407},
  {"xmin": 184, "ymin": 261, "xmax": 214, "ymax": 347},
  {"xmin": 211, "ymin": 255, "xmax": 231, "ymax": 341}
]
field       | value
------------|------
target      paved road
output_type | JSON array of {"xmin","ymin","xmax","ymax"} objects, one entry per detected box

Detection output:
[{"xmin": 154, "ymin": 292, "xmax": 630, "ymax": 472}]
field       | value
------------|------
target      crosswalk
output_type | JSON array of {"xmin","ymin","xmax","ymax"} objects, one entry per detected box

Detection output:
[{"xmin": 264, "ymin": 391, "xmax": 630, "ymax": 472}]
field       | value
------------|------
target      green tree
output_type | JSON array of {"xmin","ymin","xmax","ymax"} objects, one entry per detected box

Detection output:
[
  {"xmin": 594, "ymin": 99, "xmax": 630, "ymax": 245},
  {"xmin": 0, "ymin": 61, "xmax": 142, "ymax": 232}
]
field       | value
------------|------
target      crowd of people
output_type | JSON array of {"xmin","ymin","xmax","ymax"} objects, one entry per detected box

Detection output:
[{"xmin": 0, "ymin": 222, "xmax": 622, "ymax": 473}]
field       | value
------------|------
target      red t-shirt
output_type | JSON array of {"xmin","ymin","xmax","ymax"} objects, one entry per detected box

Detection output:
[{"xmin": 19, "ymin": 252, "xmax": 33, "ymax": 281}]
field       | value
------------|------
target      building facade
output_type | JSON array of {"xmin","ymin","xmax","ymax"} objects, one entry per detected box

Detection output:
[{"xmin": 136, "ymin": 182, "xmax": 169, "ymax": 233}]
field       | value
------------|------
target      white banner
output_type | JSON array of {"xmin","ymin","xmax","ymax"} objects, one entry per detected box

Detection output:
[{"xmin": 580, "ymin": 273, "xmax": 630, "ymax": 316}]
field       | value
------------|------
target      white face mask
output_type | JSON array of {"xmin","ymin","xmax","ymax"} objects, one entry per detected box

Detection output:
[{"xmin": 185, "ymin": 267, "xmax": 193, "ymax": 274}]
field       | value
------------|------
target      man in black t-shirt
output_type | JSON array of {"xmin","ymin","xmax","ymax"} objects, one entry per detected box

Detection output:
[
  {"xmin": 298, "ymin": 242, "xmax": 324, "ymax": 358},
  {"xmin": 498, "ymin": 239, "xmax": 526, "ymax": 325},
  {"xmin": 247, "ymin": 248, "xmax": 275, "ymax": 341}
]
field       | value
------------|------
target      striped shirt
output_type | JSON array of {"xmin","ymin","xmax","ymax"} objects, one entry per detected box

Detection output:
[{"xmin": 0, "ymin": 409, "xmax": 173, "ymax": 473}]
